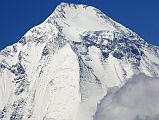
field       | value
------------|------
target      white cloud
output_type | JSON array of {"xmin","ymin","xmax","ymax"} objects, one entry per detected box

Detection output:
[{"xmin": 94, "ymin": 74, "xmax": 159, "ymax": 120}]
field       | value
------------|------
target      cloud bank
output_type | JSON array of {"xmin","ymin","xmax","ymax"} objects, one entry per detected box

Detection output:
[{"xmin": 94, "ymin": 74, "xmax": 159, "ymax": 120}]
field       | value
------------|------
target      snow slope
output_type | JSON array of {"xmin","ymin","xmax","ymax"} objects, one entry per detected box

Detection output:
[{"xmin": 0, "ymin": 2, "xmax": 159, "ymax": 120}]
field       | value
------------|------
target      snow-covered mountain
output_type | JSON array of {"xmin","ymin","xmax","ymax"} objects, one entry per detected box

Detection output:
[{"xmin": 0, "ymin": 2, "xmax": 159, "ymax": 120}]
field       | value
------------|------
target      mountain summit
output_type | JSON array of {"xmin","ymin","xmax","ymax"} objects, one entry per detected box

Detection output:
[{"xmin": 0, "ymin": 3, "xmax": 159, "ymax": 120}]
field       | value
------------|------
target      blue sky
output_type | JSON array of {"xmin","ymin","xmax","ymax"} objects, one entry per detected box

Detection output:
[{"xmin": 0, "ymin": 0, "xmax": 159, "ymax": 50}]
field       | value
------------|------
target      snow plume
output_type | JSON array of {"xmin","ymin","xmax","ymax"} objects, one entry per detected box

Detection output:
[{"xmin": 94, "ymin": 74, "xmax": 159, "ymax": 120}]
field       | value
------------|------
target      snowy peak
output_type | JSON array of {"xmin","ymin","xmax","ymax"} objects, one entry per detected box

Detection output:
[
  {"xmin": 48, "ymin": 2, "xmax": 131, "ymax": 42},
  {"xmin": 19, "ymin": 2, "xmax": 132, "ymax": 44},
  {"xmin": 0, "ymin": 2, "xmax": 159, "ymax": 120}
]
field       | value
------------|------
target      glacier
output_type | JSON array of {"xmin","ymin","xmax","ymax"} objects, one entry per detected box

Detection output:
[{"xmin": 0, "ymin": 2, "xmax": 159, "ymax": 120}]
